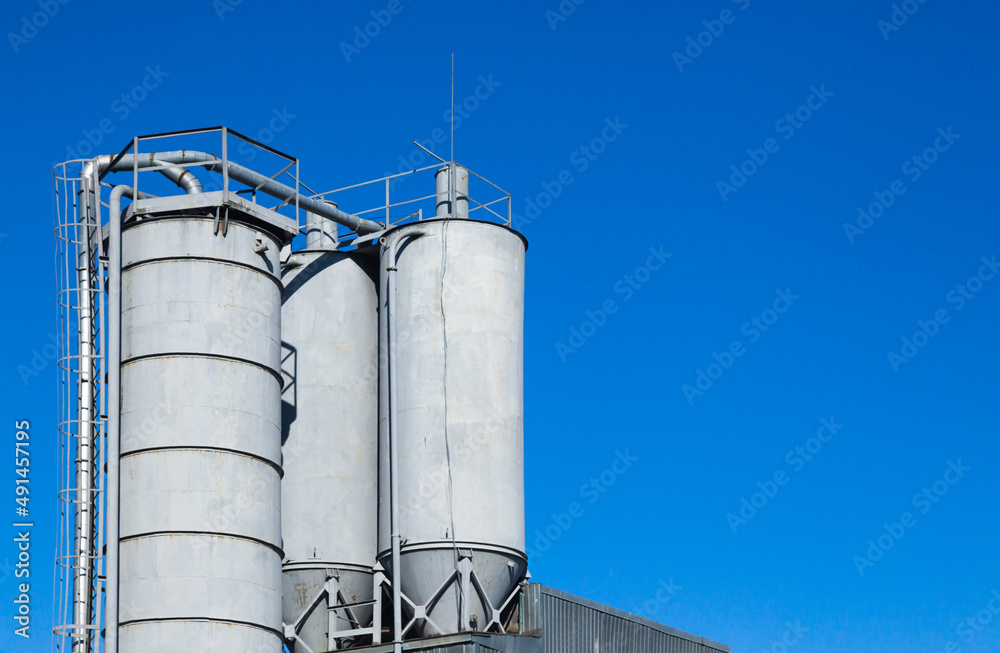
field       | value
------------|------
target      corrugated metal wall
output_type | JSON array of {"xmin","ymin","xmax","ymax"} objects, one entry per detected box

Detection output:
[
  {"xmin": 353, "ymin": 633, "xmax": 541, "ymax": 653},
  {"xmin": 350, "ymin": 584, "xmax": 726, "ymax": 653},
  {"xmin": 410, "ymin": 644, "xmax": 490, "ymax": 653},
  {"xmin": 521, "ymin": 584, "xmax": 729, "ymax": 653}
]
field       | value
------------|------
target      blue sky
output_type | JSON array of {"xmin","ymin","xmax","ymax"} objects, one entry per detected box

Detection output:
[{"xmin": 2, "ymin": 0, "xmax": 999, "ymax": 651}]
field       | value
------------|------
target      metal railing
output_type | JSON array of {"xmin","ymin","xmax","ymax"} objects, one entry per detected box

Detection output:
[
  {"xmin": 309, "ymin": 158, "xmax": 513, "ymax": 249},
  {"xmin": 103, "ymin": 125, "xmax": 303, "ymax": 218}
]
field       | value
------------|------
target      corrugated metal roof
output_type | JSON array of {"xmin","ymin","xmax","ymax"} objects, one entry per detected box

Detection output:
[{"xmin": 521, "ymin": 584, "xmax": 729, "ymax": 653}]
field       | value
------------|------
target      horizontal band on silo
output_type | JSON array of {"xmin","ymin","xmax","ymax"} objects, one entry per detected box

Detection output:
[
  {"xmin": 118, "ymin": 531, "xmax": 283, "ymax": 557},
  {"xmin": 120, "ymin": 445, "xmax": 284, "ymax": 475},
  {"xmin": 121, "ymin": 351, "xmax": 285, "ymax": 385},
  {"xmin": 121, "ymin": 256, "xmax": 285, "ymax": 290}
]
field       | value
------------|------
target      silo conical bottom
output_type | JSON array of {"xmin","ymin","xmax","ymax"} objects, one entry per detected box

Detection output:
[
  {"xmin": 380, "ymin": 543, "xmax": 526, "ymax": 637},
  {"xmin": 282, "ymin": 567, "xmax": 374, "ymax": 651}
]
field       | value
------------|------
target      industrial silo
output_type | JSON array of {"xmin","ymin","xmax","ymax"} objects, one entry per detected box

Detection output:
[
  {"xmin": 117, "ymin": 214, "xmax": 287, "ymax": 651},
  {"xmin": 280, "ymin": 214, "xmax": 380, "ymax": 651},
  {"xmin": 378, "ymin": 181, "xmax": 528, "ymax": 636},
  {"xmin": 53, "ymin": 131, "xmax": 733, "ymax": 653}
]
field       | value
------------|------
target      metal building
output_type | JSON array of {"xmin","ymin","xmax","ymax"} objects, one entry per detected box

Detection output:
[{"xmin": 51, "ymin": 127, "xmax": 728, "ymax": 653}]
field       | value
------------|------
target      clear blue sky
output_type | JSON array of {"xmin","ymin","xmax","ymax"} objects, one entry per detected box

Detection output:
[{"xmin": 2, "ymin": 1, "xmax": 999, "ymax": 651}]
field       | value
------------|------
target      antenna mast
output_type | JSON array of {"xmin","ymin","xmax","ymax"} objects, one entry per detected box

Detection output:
[{"xmin": 450, "ymin": 53, "xmax": 455, "ymax": 165}]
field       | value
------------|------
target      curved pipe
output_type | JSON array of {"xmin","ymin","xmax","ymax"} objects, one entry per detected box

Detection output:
[
  {"xmin": 151, "ymin": 159, "xmax": 203, "ymax": 194},
  {"xmin": 82, "ymin": 157, "xmax": 202, "ymax": 195},
  {"xmin": 85, "ymin": 151, "xmax": 381, "ymax": 234}
]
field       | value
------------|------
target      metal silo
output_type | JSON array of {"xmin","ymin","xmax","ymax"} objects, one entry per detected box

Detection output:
[
  {"xmin": 117, "ymin": 214, "xmax": 286, "ymax": 651},
  {"xmin": 280, "ymin": 214, "xmax": 380, "ymax": 651},
  {"xmin": 378, "ymin": 215, "xmax": 528, "ymax": 637},
  {"xmin": 53, "ymin": 129, "xmax": 733, "ymax": 653}
]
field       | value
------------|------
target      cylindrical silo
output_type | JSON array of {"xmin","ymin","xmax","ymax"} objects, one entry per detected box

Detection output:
[
  {"xmin": 280, "ymin": 240, "xmax": 379, "ymax": 651},
  {"xmin": 378, "ymin": 218, "xmax": 528, "ymax": 636},
  {"xmin": 118, "ymin": 215, "xmax": 285, "ymax": 651}
]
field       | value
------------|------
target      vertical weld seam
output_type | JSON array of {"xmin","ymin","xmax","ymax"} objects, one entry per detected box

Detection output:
[{"xmin": 439, "ymin": 221, "xmax": 463, "ymax": 621}]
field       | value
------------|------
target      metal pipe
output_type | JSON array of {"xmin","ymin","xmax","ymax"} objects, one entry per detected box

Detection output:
[
  {"xmin": 72, "ymin": 173, "xmax": 97, "ymax": 653},
  {"xmin": 73, "ymin": 160, "xmax": 100, "ymax": 653},
  {"xmin": 151, "ymin": 159, "xmax": 203, "ymax": 194},
  {"xmin": 83, "ymin": 157, "xmax": 202, "ymax": 194},
  {"xmin": 385, "ymin": 229, "xmax": 431, "ymax": 653},
  {"xmin": 104, "ymin": 184, "xmax": 145, "ymax": 653},
  {"xmin": 91, "ymin": 151, "xmax": 382, "ymax": 234}
]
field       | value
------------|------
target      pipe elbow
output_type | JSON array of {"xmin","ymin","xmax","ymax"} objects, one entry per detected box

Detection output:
[
  {"xmin": 151, "ymin": 159, "xmax": 203, "ymax": 195},
  {"xmin": 176, "ymin": 169, "xmax": 203, "ymax": 194}
]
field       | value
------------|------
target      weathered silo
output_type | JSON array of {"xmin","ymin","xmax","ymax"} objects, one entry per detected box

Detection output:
[
  {"xmin": 53, "ymin": 131, "xmax": 733, "ymax": 653},
  {"xmin": 117, "ymin": 215, "xmax": 287, "ymax": 651},
  {"xmin": 280, "ymin": 214, "xmax": 380, "ymax": 651},
  {"xmin": 378, "ymin": 212, "xmax": 528, "ymax": 636}
]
